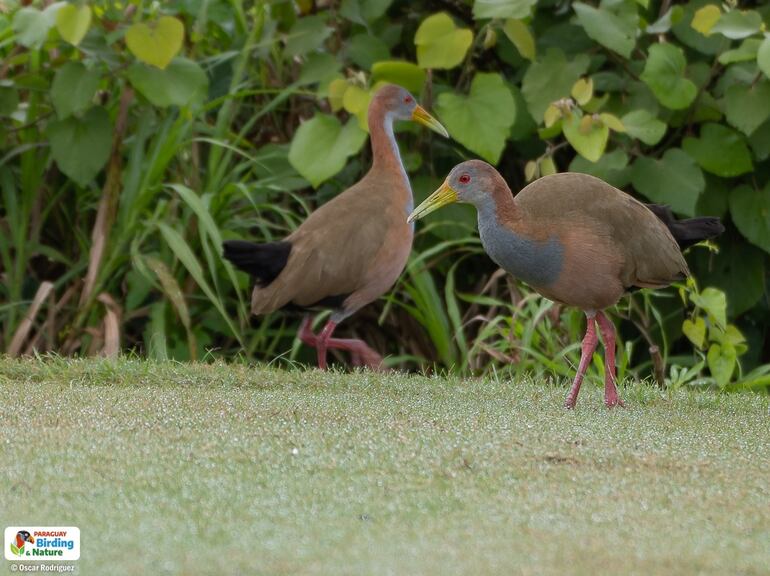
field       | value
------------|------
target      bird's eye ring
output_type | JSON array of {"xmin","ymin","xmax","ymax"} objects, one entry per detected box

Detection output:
[
  {"xmin": 459, "ymin": 174, "xmax": 471, "ymax": 184},
  {"xmin": 403, "ymin": 95, "xmax": 413, "ymax": 104}
]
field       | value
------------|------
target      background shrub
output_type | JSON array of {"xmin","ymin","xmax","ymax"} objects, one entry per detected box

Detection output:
[{"xmin": 0, "ymin": 0, "xmax": 768, "ymax": 390}]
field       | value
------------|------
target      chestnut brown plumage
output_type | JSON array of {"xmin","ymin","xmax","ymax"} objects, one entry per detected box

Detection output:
[
  {"xmin": 409, "ymin": 160, "xmax": 724, "ymax": 407},
  {"xmin": 224, "ymin": 84, "xmax": 447, "ymax": 369}
]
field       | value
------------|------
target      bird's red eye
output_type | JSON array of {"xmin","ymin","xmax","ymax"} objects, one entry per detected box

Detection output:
[
  {"xmin": 403, "ymin": 95, "xmax": 413, "ymax": 104},
  {"xmin": 459, "ymin": 174, "xmax": 471, "ymax": 184}
]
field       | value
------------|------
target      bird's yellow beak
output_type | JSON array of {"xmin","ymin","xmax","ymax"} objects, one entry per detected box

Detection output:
[
  {"xmin": 411, "ymin": 105, "xmax": 449, "ymax": 138},
  {"xmin": 407, "ymin": 180, "xmax": 458, "ymax": 223}
]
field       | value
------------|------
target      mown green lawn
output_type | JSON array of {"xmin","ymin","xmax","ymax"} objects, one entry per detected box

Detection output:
[{"xmin": 1, "ymin": 357, "xmax": 768, "ymax": 575}]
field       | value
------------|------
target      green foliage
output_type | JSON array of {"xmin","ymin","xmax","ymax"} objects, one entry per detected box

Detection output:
[
  {"xmin": 0, "ymin": 0, "xmax": 768, "ymax": 391},
  {"xmin": 50, "ymin": 62, "xmax": 100, "ymax": 118},
  {"xmin": 414, "ymin": 13, "xmax": 472, "ymax": 70},
  {"xmin": 436, "ymin": 72, "xmax": 516, "ymax": 163},
  {"xmin": 640, "ymin": 43, "xmax": 697, "ymax": 110},
  {"xmin": 573, "ymin": 1, "xmax": 637, "ymax": 59},
  {"xmin": 125, "ymin": 16, "xmax": 185, "ymax": 69},
  {"xmin": 55, "ymin": 4, "xmax": 92, "ymax": 46},
  {"xmin": 46, "ymin": 107, "xmax": 112, "ymax": 185},
  {"xmin": 288, "ymin": 114, "xmax": 367, "ymax": 187},
  {"xmin": 630, "ymin": 149, "xmax": 704, "ymax": 216},
  {"xmin": 126, "ymin": 59, "xmax": 209, "ymax": 107},
  {"xmin": 682, "ymin": 123, "xmax": 753, "ymax": 177}
]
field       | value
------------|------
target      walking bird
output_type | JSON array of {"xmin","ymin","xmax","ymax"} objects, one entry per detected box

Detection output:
[
  {"xmin": 408, "ymin": 160, "xmax": 723, "ymax": 407},
  {"xmin": 224, "ymin": 84, "xmax": 448, "ymax": 370}
]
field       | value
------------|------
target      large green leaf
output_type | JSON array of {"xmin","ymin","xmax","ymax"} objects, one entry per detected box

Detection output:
[
  {"xmin": 630, "ymin": 148, "xmax": 704, "ymax": 216},
  {"xmin": 573, "ymin": 2, "xmax": 637, "ymax": 59},
  {"xmin": 284, "ymin": 14, "xmax": 332, "ymax": 58},
  {"xmin": 473, "ymin": 0, "xmax": 536, "ymax": 19},
  {"xmin": 640, "ymin": 43, "xmax": 697, "ymax": 110},
  {"xmin": 621, "ymin": 109, "xmax": 666, "ymax": 145},
  {"xmin": 757, "ymin": 37, "xmax": 770, "ymax": 79},
  {"xmin": 690, "ymin": 5, "xmax": 721, "ymax": 36},
  {"xmin": 371, "ymin": 61, "xmax": 426, "ymax": 94},
  {"xmin": 502, "ymin": 19, "xmax": 535, "ymax": 61},
  {"xmin": 729, "ymin": 184, "xmax": 770, "ymax": 254},
  {"xmin": 46, "ymin": 106, "xmax": 112, "ymax": 186},
  {"xmin": 682, "ymin": 317, "xmax": 706, "ymax": 349},
  {"xmin": 288, "ymin": 114, "xmax": 368, "ymax": 187},
  {"xmin": 568, "ymin": 149, "xmax": 631, "ymax": 188},
  {"xmin": 521, "ymin": 48, "xmax": 590, "ymax": 121},
  {"xmin": 718, "ymin": 38, "xmax": 761, "ymax": 65},
  {"xmin": 672, "ymin": 1, "xmax": 727, "ymax": 56},
  {"xmin": 340, "ymin": 0, "xmax": 392, "ymax": 25},
  {"xmin": 724, "ymin": 80, "xmax": 770, "ymax": 136},
  {"xmin": 346, "ymin": 34, "xmax": 389, "ymax": 70},
  {"xmin": 415, "ymin": 13, "xmax": 473, "ymax": 70},
  {"xmin": 127, "ymin": 58, "xmax": 209, "ymax": 108},
  {"xmin": 298, "ymin": 53, "xmax": 340, "ymax": 86},
  {"xmin": 748, "ymin": 119, "xmax": 770, "ymax": 161},
  {"xmin": 707, "ymin": 341, "xmax": 736, "ymax": 387},
  {"xmin": 125, "ymin": 16, "xmax": 184, "ymax": 70},
  {"xmin": 55, "ymin": 3, "xmax": 91, "ymax": 46},
  {"xmin": 691, "ymin": 287, "xmax": 727, "ymax": 329},
  {"xmin": 435, "ymin": 73, "xmax": 516, "ymax": 163},
  {"xmin": 51, "ymin": 62, "xmax": 100, "ymax": 119},
  {"xmin": 562, "ymin": 113, "xmax": 609, "ymax": 163},
  {"xmin": 682, "ymin": 123, "xmax": 753, "ymax": 177},
  {"xmin": 12, "ymin": 4, "xmax": 61, "ymax": 48},
  {"xmin": 710, "ymin": 9, "xmax": 762, "ymax": 40}
]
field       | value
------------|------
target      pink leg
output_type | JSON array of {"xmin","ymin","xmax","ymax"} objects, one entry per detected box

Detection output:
[
  {"xmin": 298, "ymin": 316, "xmax": 316, "ymax": 347},
  {"xmin": 315, "ymin": 320, "xmax": 337, "ymax": 370},
  {"xmin": 565, "ymin": 314, "xmax": 598, "ymax": 409},
  {"xmin": 326, "ymin": 337, "xmax": 384, "ymax": 370},
  {"xmin": 596, "ymin": 311, "xmax": 624, "ymax": 408},
  {"xmin": 297, "ymin": 317, "xmax": 384, "ymax": 370}
]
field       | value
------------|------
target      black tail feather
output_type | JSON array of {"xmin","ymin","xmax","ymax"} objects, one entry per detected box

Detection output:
[
  {"xmin": 645, "ymin": 204, "xmax": 725, "ymax": 250},
  {"xmin": 222, "ymin": 240, "xmax": 291, "ymax": 287}
]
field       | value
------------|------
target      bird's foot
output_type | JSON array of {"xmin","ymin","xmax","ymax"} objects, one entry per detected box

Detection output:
[
  {"xmin": 604, "ymin": 390, "xmax": 625, "ymax": 408},
  {"xmin": 326, "ymin": 337, "xmax": 385, "ymax": 371},
  {"xmin": 356, "ymin": 347, "xmax": 385, "ymax": 372},
  {"xmin": 564, "ymin": 396, "xmax": 577, "ymax": 410}
]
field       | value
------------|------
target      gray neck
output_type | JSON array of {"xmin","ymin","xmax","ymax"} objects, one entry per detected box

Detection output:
[{"xmin": 476, "ymin": 200, "xmax": 563, "ymax": 287}]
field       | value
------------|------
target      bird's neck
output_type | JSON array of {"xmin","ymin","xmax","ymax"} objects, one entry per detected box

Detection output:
[
  {"xmin": 476, "ymin": 185, "xmax": 518, "ymax": 224},
  {"xmin": 368, "ymin": 105, "xmax": 413, "ymax": 212},
  {"xmin": 476, "ymin": 188, "xmax": 563, "ymax": 287}
]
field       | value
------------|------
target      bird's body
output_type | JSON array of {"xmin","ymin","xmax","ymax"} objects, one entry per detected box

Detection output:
[
  {"xmin": 477, "ymin": 172, "xmax": 688, "ymax": 311},
  {"xmin": 224, "ymin": 84, "xmax": 447, "ymax": 369},
  {"xmin": 246, "ymin": 160, "xmax": 414, "ymax": 320},
  {"xmin": 409, "ymin": 161, "xmax": 724, "ymax": 407}
]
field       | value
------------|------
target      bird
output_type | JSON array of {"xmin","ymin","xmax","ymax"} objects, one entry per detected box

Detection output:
[
  {"xmin": 408, "ymin": 160, "xmax": 724, "ymax": 408},
  {"xmin": 14, "ymin": 530, "xmax": 34, "ymax": 553},
  {"xmin": 223, "ymin": 84, "xmax": 448, "ymax": 370}
]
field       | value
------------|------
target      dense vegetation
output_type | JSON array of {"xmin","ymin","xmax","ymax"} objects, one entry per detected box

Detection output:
[{"xmin": 1, "ymin": 0, "xmax": 768, "ymax": 389}]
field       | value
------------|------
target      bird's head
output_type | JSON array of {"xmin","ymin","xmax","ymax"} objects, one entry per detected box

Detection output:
[
  {"xmin": 16, "ymin": 531, "xmax": 34, "ymax": 546},
  {"xmin": 408, "ymin": 160, "xmax": 504, "ymax": 222},
  {"xmin": 370, "ymin": 84, "xmax": 448, "ymax": 137}
]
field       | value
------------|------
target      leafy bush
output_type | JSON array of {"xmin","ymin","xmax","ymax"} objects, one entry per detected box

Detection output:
[{"xmin": 0, "ymin": 0, "xmax": 768, "ymax": 390}]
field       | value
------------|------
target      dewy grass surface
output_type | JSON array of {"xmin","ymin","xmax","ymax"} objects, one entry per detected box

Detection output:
[{"xmin": 1, "ymin": 357, "xmax": 768, "ymax": 575}]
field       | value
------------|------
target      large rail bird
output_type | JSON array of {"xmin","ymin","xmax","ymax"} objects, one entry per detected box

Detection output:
[
  {"xmin": 408, "ymin": 160, "xmax": 723, "ymax": 407},
  {"xmin": 224, "ymin": 84, "xmax": 447, "ymax": 370}
]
